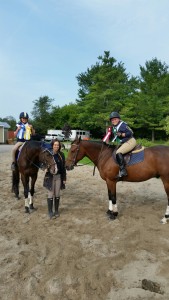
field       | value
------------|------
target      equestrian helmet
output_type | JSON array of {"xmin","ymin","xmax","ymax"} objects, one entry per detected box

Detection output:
[
  {"xmin": 20, "ymin": 112, "xmax": 29, "ymax": 119},
  {"xmin": 109, "ymin": 111, "xmax": 120, "ymax": 120}
]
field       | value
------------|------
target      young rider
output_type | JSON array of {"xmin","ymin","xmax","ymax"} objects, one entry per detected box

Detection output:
[
  {"xmin": 11, "ymin": 112, "xmax": 35, "ymax": 171},
  {"xmin": 103, "ymin": 111, "xmax": 136, "ymax": 177}
]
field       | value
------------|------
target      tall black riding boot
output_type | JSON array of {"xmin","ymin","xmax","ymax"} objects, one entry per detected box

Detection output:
[
  {"xmin": 47, "ymin": 198, "xmax": 53, "ymax": 219},
  {"xmin": 54, "ymin": 197, "xmax": 60, "ymax": 218},
  {"xmin": 116, "ymin": 153, "xmax": 127, "ymax": 177}
]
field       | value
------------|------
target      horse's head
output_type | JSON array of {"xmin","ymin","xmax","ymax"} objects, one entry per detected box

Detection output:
[
  {"xmin": 66, "ymin": 136, "xmax": 82, "ymax": 170},
  {"xmin": 39, "ymin": 149, "xmax": 57, "ymax": 174}
]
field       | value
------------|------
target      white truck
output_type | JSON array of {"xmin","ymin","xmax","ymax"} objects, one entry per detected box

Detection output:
[
  {"xmin": 45, "ymin": 129, "xmax": 65, "ymax": 142},
  {"xmin": 47, "ymin": 129, "xmax": 63, "ymax": 135}
]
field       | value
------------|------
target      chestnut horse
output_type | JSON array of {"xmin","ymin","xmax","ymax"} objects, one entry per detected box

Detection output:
[
  {"xmin": 12, "ymin": 140, "xmax": 56, "ymax": 213},
  {"xmin": 66, "ymin": 137, "xmax": 169, "ymax": 224}
]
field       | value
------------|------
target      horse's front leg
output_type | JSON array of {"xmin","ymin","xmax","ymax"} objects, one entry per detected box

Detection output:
[
  {"xmin": 160, "ymin": 178, "xmax": 169, "ymax": 224},
  {"xmin": 21, "ymin": 174, "xmax": 30, "ymax": 213},
  {"xmin": 106, "ymin": 180, "xmax": 118, "ymax": 220},
  {"xmin": 29, "ymin": 173, "xmax": 38, "ymax": 210}
]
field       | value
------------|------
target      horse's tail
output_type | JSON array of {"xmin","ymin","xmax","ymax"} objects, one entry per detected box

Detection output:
[{"xmin": 12, "ymin": 166, "xmax": 20, "ymax": 199}]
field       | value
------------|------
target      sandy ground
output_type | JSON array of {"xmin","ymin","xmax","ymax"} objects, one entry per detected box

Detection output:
[{"xmin": 0, "ymin": 148, "xmax": 169, "ymax": 300}]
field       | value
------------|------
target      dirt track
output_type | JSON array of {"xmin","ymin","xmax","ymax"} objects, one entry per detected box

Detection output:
[{"xmin": 0, "ymin": 149, "xmax": 169, "ymax": 300}]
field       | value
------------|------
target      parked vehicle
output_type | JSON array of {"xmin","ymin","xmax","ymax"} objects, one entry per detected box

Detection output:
[
  {"xmin": 45, "ymin": 133, "xmax": 65, "ymax": 142},
  {"xmin": 68, "ymin": 130, "xmax": 90, "ymax": 141}
]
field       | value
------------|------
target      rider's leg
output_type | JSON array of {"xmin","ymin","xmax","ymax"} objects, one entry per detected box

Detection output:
[
  {"xmin": 11, "ymin": 142, "xmax": 23, "ymax": 171},
  {"xmin": 116, "ymin": 152, "xmax": 127, "ymax": 177},
  {"xmin": 116, "ymin": 138, "xmax": 137, "ymax": 177}
]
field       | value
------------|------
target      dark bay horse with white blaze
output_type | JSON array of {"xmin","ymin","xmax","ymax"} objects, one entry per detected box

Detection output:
[
  {"xmin": 66, "ymin": 137, "xmax": 169, "ymax": 224},
  {"xmin": 12, "ymin": 140, "xmax": 57, "ymax": 213}
]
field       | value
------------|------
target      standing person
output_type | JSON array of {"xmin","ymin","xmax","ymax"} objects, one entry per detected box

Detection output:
[
  {"xmin": 103, "ymin": 111, "xmax": 136, "ymax": 178},
  {"xmin": 43, "ymin": 139, "xmax": 66, "ymax": 219},
  {"xmin": 11, "ymin": 112, "xmax": 35, "ymax": 171}
]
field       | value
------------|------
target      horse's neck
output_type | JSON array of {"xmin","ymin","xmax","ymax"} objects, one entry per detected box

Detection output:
[
  {"xmin": 82, "ymin": 142, "xmax": 106, "ymax": 165},
  {"xmin": 26, "ymin": 144, "xmax": 40, "ymax": 160}
]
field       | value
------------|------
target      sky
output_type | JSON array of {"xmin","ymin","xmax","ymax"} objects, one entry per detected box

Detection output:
[{"xmin": 1, "ymin": 0, "xmax": 169, "ymax": 121}]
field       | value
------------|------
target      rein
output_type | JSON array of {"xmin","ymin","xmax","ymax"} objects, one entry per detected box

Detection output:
[
  {"xmin": 25, "ymin": 147, "xmax": 55, "ymax": 171},
  {"xmin": 69, "ymin": 141, "xmax": 105, "ymax": 175}
]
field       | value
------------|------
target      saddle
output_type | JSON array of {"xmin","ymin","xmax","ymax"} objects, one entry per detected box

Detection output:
[{"xmin": 113, "ymin": 144, "xmax": 144, "ymax": 165}]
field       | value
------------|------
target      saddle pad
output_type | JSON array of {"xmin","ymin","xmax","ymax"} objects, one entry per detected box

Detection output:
[
  {"xmin": 17, "ymin": 142, "xmax": 26, "ymax": 161},
  {"xmin": 42, "ymin": 141, "xmax": 52, "ymax": 150},
  {"xmin": 127, "ymin": 150, "xmax": 144, "ymax": 166}
]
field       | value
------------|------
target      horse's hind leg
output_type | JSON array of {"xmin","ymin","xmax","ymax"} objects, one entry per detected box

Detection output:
[
  {"xmin": 12, "ymin": 168, "xmax": 20, "ymax": 199},
  {"xmin": 160, "ymin": 177, "xmax": 169, "ymax": 224}
]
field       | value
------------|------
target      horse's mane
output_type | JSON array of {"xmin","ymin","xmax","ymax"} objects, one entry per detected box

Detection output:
[{"xmin": 72, "ymin": 139, "xmax": 116, "ymax": 150}]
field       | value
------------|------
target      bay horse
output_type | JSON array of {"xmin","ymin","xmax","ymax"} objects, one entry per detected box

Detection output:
[
  {"xmin": 12, "ymin": 140, "xmax": 56, "ymax": 213},
  {"xmin": 66, "ymin": 137, "xmax": 169, "ymax": 224}
]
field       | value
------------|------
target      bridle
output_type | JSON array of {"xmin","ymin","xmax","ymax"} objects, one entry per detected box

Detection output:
[
  {"xmin": 26, "ymin": 147, "xmax": 56, "ymax": 171},
  {"xmin": 67, "ymin": 141, "xmax": 105, "ymax": 170},
  {"xmin": 67, "ymin": 143, "xmax": 80, "ymax": 168},
  {"xmin": 39, "ymin": 148, "xmax": 56, "ymax": 170}
]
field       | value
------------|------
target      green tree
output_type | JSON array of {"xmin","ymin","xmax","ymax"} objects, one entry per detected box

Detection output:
[
  {"xmin": 138, "ymin": 58, "xmax": 169, "ymax": 141},
  {"xmin": 0, "ymin": 116, "xmax": 16, "ymax": 130},
  {"xmin": 31, "ymin": 96, "xmax": 54, "ymax": 135},
  {"xmin": 51, "ymin": 103, "xmax": 80, "ymax": 129},
  {"xmin": 76, "ymin": 51, "xmax": 138, "ymax": 135},
  {"xmin": 62, "ymin": 123, "xmax": 72, "ymax": 140}
]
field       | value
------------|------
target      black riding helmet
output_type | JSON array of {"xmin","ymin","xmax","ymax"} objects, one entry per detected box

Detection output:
[
  {"xmin": 109, "ymin": 111, "xmax": 120, "ymax": 120},
  {"xmin": 20, "ymin": 112, "xmax": 29, "ymax": 119}
]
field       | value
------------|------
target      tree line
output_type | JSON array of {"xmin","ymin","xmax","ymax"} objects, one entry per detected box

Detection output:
[{"xmin": 1, "ymin": 51, "xmax": 169, "ymax": 141}]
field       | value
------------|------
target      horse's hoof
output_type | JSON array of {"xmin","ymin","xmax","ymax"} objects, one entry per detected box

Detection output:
[
  {"xmin": 106, "ymin": 210, "xmax": 118, "ymax": 217},
  {"xmin": 160, "ymin": 217, "xmax": 167, "ymax": 224},
  {"xmin": 25, "ymin": 207, "xmax": 30, "ymax": 214},
  {"xmin": 29, "ymin": 204, "xmax": 36, "ymax": 210},
  {"xmin": 106, "ymin": 209, "xmax": 112, "ymax": 216},
  {"xmin": 107, "ymin": 210, "xmax": 117, "ymax": 220},
  {"xmin": 109, "ymin": 214, "xmax": 116, "ymax": 220}
]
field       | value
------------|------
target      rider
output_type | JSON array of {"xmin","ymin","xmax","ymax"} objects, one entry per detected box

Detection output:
[
  {"xmin": 103, "ymin": 111, "xmax": 136, "ymax": 177},
  {"xmin": 11, "ymin": 112, "xmax": 35, "ymax": 171}
]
